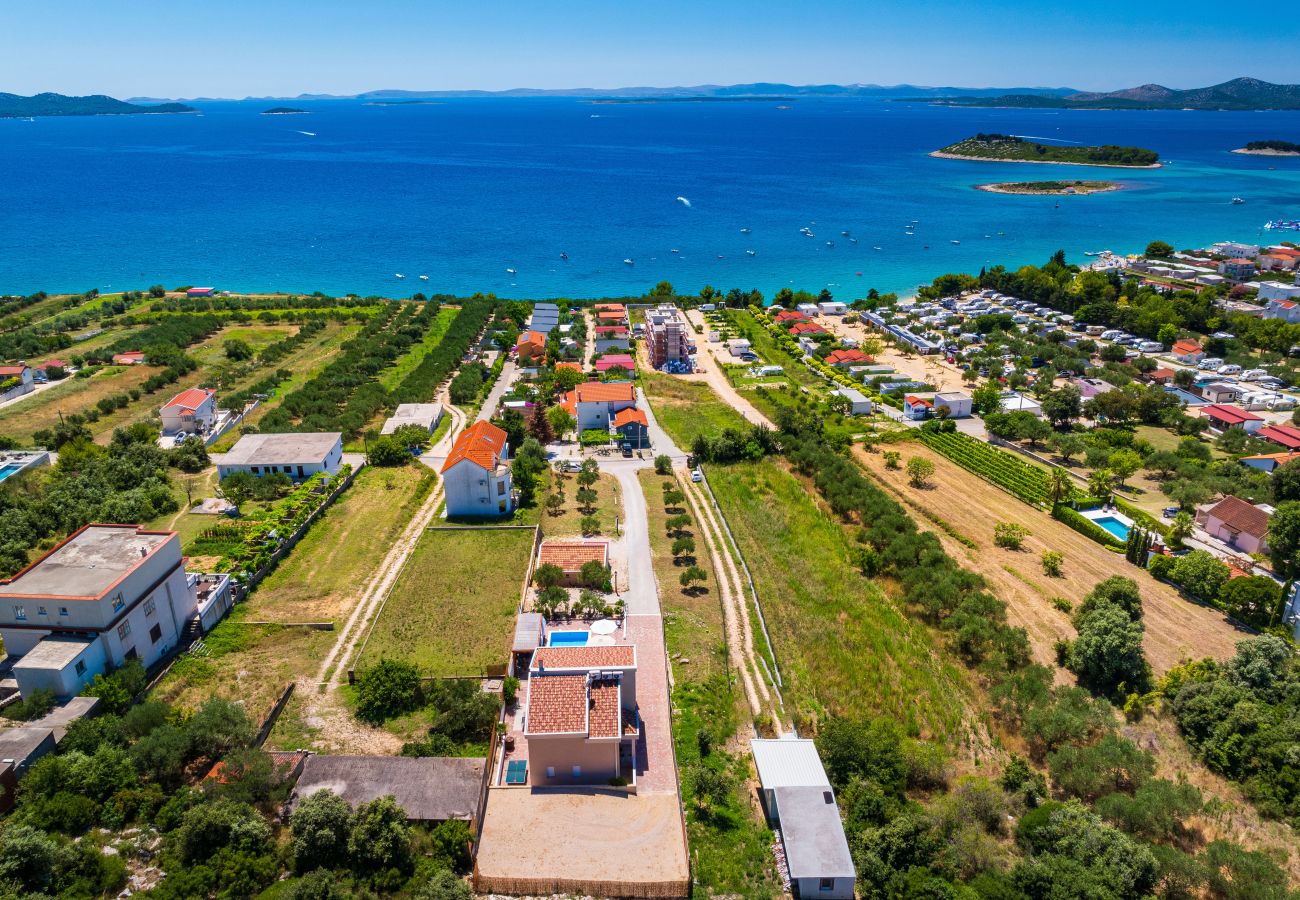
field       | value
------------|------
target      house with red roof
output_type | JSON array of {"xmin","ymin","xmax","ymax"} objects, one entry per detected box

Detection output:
[
  {"xmin": 515, "ymin": 330, "xmax": 547, "ymax": 365},
  {"xmin": 593, "ymin": 325, "xmax": 630, "ymax": 352},
  {"xmin": 788, "ymin": 322, "xmax": 827, "ymax": 336},
  {"xmin": 536, "ymin": 540, "xmax": 609, "ymax": 586},
  {"xmin": 1196, "ymin": 495, "xmax": 1272, "ymax": 555},
  {"xmin": 903, "ymin": 395, "xmax": 934, "ymax": 420},
  {"xmin": 440, "ymin": 421, "xmax": 512, "ymax": 517},
  {"xmin": 593, "ymin": 354, "xmax": 636, "ymax": 375},
  {"xmin": 612, "ymin": 406, "xmax": 649, "ymax": 448},
  {"xmin": 1257, "ymin": 423, "xmax": 1300, "ymax": 452},
  {"xmin": 1201, "ymin": 404, "xmax": 1264, "ymax": 434},
  {"xmin": 160, "ymin": 387, "xmax": 217, "ymax": 435},
  {"xmin": 1144, "ymin": 367, "xmax": 1177, "ymax": 385},
  {"xmin": 111, "ymin": 351, "xmax": 146, "ymax": 366},
  {"xmin": 560, "ymin": 381, "xmax": 637, "ymax": 432},
  {"xmin": 1171, "ymin": 340, "xmax": 1204, "ymax": 363},
  {"xmin": 825, "ymin": 348, "xmax": 873, "ymax": 368},
  {"xmin": 774, "ymin": 309, "xmax": 811, "ymax": 324},
  {"xmin": 1240, "ymin": 451, "xmax": 1300, "ymax": 474},
  {"xmin": 0, "ymin": 364, "xmax": 34, "ymax": 401},
  {"xmin": 522, "ymin": 642, "xmax": 639, "ymax": 786}
]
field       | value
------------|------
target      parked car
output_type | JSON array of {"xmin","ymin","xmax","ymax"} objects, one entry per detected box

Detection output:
[
  {"xmin": 562, "ymin": 460, "xmax": 582, "ymax": 472},
  {"xmin": 691, "ymin": 468, "xmax": 704, "ymax": 483}
]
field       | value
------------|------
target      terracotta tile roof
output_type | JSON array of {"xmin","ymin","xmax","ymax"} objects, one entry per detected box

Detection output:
[
  {"xmin": 588, "ymin": 680, "xmax": 620, "ymax": 738},
  {"xmin": 1258, "ymin": 424, "xmax": 1300, "ymax": 450},
  {"xmin": 554, "ymin": 361, "xmax": 583, "ymax": 371},
  {"xmin": 35, "ymin": 360, "xmax": 67, "ymax": 370},
  {"xmin": 1204, "ymin": 495, "xmax": 1271, "ymax": 540},
  {"xmin": 537, "ymin": 540, "xmax": 609, "ymax": 572},
  {"xmin": 162, "ymin": 387, "xmax": 215, "ymax": 412},
  {"xmin": 826, "ymin": 349, "xmax": 872, "ymax": 365},
  {"xmin": 1241, "ymin": 451, "xmax": 1300, "ymax": 465},
  {"xmin": 516, "ymin": 330, "xmax": 547, "ymax": 359},
  {"xmin": 1203, "ymin": 404, "xmax": 1262, "ymax": 425},
  {"xmin": 532, "ymin": 645, "xmax": 636, "ymax": 671},
  {"xmin": 112, "ymin": 351, "xmax": 145, "ymax": 363},
  {"xmin": 566, "ymin": 382, "xmax": 636, "ymax": 404},
  {"xmin": 597, "ymin": 310, "xmax": 627, "ymax": 321},
  {"xmin": 594, "ymin": 303, "xmax": 626, "ymax": 312},
  {"xmin": 612, "ymin": 407, "xmax": 647, "ymax": 428},
  {"xmin": 1148, "ymin": 368, "xmax": 1176, "ymax": 380},
  {"xmin": 594, "ymin": 325, "xmax": 629, "ymax": 335},
  {"xmin": 1172, "ymin": 340, "xmax": 1203, "ymax": 355},
  {"xmin": 0, "ymin": 365, "xmax": 27, "ymax": 376},
  {"xmin": 788, "ymin": 322, "xmax": 827, "ymax": 335},
  {"xmin": 905, "ymin": 395, "xmax": 932, "ymax": 406},
  {"xmin": 440, "ymin": 420, "xmax": 508, "ymax": 473},
  {"xmin": 525, "ymin": 674, "xmax": 588, "ymax": 734},
  {"xmin": 774, "ymin": 310, "xmax": 810, "ymax": 322}
]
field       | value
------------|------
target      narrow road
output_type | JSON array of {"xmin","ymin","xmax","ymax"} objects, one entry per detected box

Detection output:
[
  {"xmin": 680, "ymin": 308, "xmax": 774, "ymax": 429},
  {"xmin": 476, "ymin": 359, "xmax": 519, "ymax": 422}
]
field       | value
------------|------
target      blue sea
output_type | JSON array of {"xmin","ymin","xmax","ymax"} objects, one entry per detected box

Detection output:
[{"xmin": 1, "ymin": 98, "xmax": 1298, "ymax": 299}]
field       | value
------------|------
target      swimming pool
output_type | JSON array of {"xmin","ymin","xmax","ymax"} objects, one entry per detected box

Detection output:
[
  {"xmin": 1091, "ymin": 516, "xmax": 1131, "ymax": 542},
  {"xmin": 0, "ymin": 463, "xmax": 24, "ymax": 483},
  {"xmin": 548, "ymin": 631, "xmax": 590, "ymax": 647},
  {"xmin": 1164, "ymin": 387, "xmax": 1205, "ymax": 406}
]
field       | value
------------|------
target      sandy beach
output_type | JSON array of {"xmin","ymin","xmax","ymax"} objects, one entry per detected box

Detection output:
[
  {"xmin": 1232, "ymin": 147, "xmax": 1300, "ymax": 156},
  {"xmin": 929, "ymin": 150, "xmax": 1163, "ymax": 169},
  {"xmin": 975, "ymin": 181, "xmax": 1122, "ymax": 195}
]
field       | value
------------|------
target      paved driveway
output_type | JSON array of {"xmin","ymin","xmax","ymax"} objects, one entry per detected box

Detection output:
[{"xmin": 476, "ymin": 359, "xmax": 519, "ymax": 422}]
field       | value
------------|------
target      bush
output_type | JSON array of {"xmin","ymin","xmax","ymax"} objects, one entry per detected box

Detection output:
[
  {"xmin": 355, "ymin": 659, "xmax": 423, "ymax": 725},
  {"xmin": 654, "ymin": 455, "xmax": 672, "ymax": 475},
  {"xmin": 1052, "ymin": 505, "xmax": 1124, "ymax": 549},
  {"xmin": 993, "ymin": 522, "xmax": 1030, "ymax": 550},
  {"xmin": 1040, "ymin": 551, "xmax": 1064, "ymax": 576},
  {"xmin": 2, "ymin": 688, "xmax": 56, "ymax": 721}
]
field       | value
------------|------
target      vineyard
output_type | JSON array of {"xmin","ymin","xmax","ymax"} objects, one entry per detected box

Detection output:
[{"xmin": 916, "ymin": 431, "xmax": 1050, "ymax": 507}]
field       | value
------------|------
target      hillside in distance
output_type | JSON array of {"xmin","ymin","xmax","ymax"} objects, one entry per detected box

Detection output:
[
  {"xmin": 910, "ymin": 77, "xmax": 1300, "ymax": 110},
  {"xmin": 0, "ymin": 92, "xmax": 195, "ymax": 118}
]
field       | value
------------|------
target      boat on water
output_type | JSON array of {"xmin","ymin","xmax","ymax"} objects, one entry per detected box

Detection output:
[
  {"xmin": 506, "ymin": 268, "xmax": 517, "ymax": 275},
  {"xmin": 841, "ymin": 230, "xmax": 850, "ymax": 236},
  {"xmin": 849, "ymin": 238, "xmax": 858, "ymax": 244},
  {"xmin": 746, "ymin": 249, "xmax": 756, "ymax": 256},
  {"xmin": 1232, "ymin": 198, "xmax": 1244, "ymax": 204},
  {"xmin": 873, "ymin": 246, "xmax": 883, "ymax": 251},
  {"xmin": 950, "ymin": 240, "xmax": 960, "ymax": 245},
  {"xmin": 418, "ymin": 275, "xmax": 429, "ymax": 280},
  {"xmin": 394, "ymin": 273, "xmax": 405, "ymax": 279},
  {"xmin": 826, "ymin": 240, "xmax": 834, "ymax": 248},
  {"xmin": 560, "ymin": 251, "xmax": 569, "ymax": 260},
  {"xmin": 1264, "ymin": 220, "xmax": 1300, "ymax": 231},
  {"xmin": 671, "ymin": 248, "xmax": 680, "ymax": 254},
  {"xmin": 740, "ymin": 227, "xmax": 752, "ymax": 234},
  {"xmin": 623, "ymin": 258, "xmax": 634, "ymax": 265}
]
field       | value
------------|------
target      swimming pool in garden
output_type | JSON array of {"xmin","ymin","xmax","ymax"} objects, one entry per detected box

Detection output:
[
  {"xmin": 548, "ymin": 631, "xmax": 590, "ymax": 647},
  {"xmin": 1090, "ymin": 515, "xmax": 1131, "ymax": 542}
]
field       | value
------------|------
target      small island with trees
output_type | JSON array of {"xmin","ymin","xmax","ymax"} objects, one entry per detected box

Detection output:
[
  {"xmin": 261, "ymin": 106, "xmax": 309, "ymax": 115},
  {"xmin": 1234, "ymin": 140, "xmax": 1300, "ymax": 156},
  {"xmin": 0, "ymin": 92, "xmax": 194, "ymax": 118},
  {"xmin": 976, "ymin": 180, "xmax": 1121, "ymax": 195},
  {"xmin": 933, "ymin": 134, "xmax": 1161, "ymax": 167}
]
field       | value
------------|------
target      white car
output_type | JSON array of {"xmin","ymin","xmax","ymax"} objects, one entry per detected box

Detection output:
[{"xmin": 691, "ymin": 468, "xmax": 703, "ymax": 483}]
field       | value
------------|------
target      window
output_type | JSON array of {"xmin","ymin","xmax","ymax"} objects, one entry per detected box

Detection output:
[
  {"xmin": 37, "ymin": 606, "xmax": 47, "ymax": 616},
  {"xmin": 144, "ymin": 597, "xmax": 156, "ymax": 617},
  {"xmin": 545, "ymin": 767, "xmax": 555, "ymax": 778},
  {"xmin": 12, "ymin": 605, "xmax": 25, "ymax": 621},
  {"xmin": 149, "ymin": 623, "xmax": 163, "ymax": 644},
  {"xmin": 251, "ymin": 466, "xmax": 260, "ymax": 474},
  {"xmin": 111, "ymin": 593, "xmax": 125, "ymax": 613},
  {"xmin": 117, "ymin": 621, "xmax": 131, "ymax": 640},
  {"xmin": 59, "ymin": 606, "xmax": 70, "ymax": 617},
  {"xmin": 820, "ymin": 879, "xmax": 835, "ymax": 892},
  {"xmin": 497, "ymin": 480, "xmax": 506, "ymax": 495},
  {"xmin": 75, "ymin": 660, "xmax": 86, "ymax": 677},
  {"xmin": 571, "ymin": 765, "xmax": 582, "ymax": 778}
]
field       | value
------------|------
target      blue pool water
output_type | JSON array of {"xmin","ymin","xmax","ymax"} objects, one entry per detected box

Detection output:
[
  {"xmin": 0, "ymin": 464, "xmax": 24, "ymax": 482},
  {"xmin": 1165, "ymin": 387, "xmax": 1205, "ymax": 406},
  {"xmin": 548, "ymin": 631, "xmax": 590, "ymax": 647},
  {"xmin": 2, "ymin": 99, "xmax": 1299, "ymax": 296},
  {"xmin": 1091, "ymin": 516, "xmax": 1132, "ymax": 542}
]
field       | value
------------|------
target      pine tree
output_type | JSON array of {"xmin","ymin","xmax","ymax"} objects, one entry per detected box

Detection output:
[{"xmin": 528, "ymin": 401, "xmax": 555, "ymax": 444}]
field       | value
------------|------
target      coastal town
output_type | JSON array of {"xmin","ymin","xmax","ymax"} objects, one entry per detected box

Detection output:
[{"xmin": 0, "ymin": 231, "xmax": 1298, "ymax": 899}]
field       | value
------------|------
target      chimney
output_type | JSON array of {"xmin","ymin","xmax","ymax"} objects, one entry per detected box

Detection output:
[{"xmin": 140, "ymin": 547, "xmax": 148, "ymax": 558}]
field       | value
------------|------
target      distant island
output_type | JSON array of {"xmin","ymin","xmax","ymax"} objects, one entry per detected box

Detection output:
[
  {"xmin": 933, "ymin": 134, "xmax": 1161, "ymax": 168},
  {"xmin": 363, "ymin": 99, "xmax": 442, "ymax": 106},
  {"xmin": 0, "ymin": 92, "xmax": 195, "ymax": 118},
  {"xmin": 261, "ymin": 106, "xmax": 308, "ymax": 115},
  {"xmin": 902, "ymin": 77, "xmax": 1300, "ymax": 111},
  {"xmin": 587, "ymin": 96, "xmax": 790, "ymax": 105},
  {"xmin": 1234, "ymin": 140, "xmax": 1300, "ymax": 156},
  {"xmin": 976, "ymin": 180, "xmax": 1121, "ymax": 195}
]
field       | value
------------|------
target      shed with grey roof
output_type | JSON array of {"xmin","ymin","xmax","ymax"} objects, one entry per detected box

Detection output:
[
  {"xmin": 381, "ymin": 403, "xmax": 444, "ymax": 435},
  {"xmin": 214, "ymin": 432, "xmax": 343, "ymax": 481},
  {"xmin": 290, "ymin": 755, "xmax": 486, "ymax": 823}
]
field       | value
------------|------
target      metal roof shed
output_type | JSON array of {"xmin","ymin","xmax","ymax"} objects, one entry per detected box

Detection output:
[
  {"xmin": 774, "ymin": 785, "xmax": 856, "ymax": 900},
  {"xmin": 750, "ymin": 737, "xmax": 830, "ymax": 819}
]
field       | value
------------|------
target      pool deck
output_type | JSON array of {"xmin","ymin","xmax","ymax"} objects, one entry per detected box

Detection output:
[{"xmin": 1080, "ymin": 508, "xmax": 1134, "ymax": 540}]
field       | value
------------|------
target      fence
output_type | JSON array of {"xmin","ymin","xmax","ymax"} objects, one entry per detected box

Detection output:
[
  {"xmin": 204, "ymin": 399, "xmax": 260, "ymax": 447},
  {"xmin": 254, "ymin": 683, "xmax": 296, "ymax": 748}
]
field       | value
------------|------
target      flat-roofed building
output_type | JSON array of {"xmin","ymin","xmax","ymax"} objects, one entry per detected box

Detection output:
[
  {"xmin": 215, "ymin": 432, "xmax": 344, "ymax": 480},
  {"xmin": 381, "ymin": 403, "xmax": 443, "ymax": 435}
]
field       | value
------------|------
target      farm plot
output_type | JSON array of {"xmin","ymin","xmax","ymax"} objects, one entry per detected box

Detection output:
[
  {"xmin": 918, "ymin": 430, "xmax": 1051, "ymax": 507},
  {"xmin": 354, "ymin": 526, "xmax": 535, "ymax": 676}
]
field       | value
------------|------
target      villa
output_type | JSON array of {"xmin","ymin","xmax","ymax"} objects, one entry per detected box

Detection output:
[
  {"xmin": 216, "ymin": 432, "xmax": 344, "ymax": 480},
  {"xmin": 903, "ymin": 395, "xmax": 933, "ymax": 420},
  {"xmin": 1171, "ymin": 340, "xmax": 1204, "ymax": 363},
  {"xmin": 0, "ymin": 364, "xmax": 34, "ymax": 402},
  {"xmin": 0, "ymin": 524, "xmax": 231, "ymax": 699},
  {"xmin": 441, "ymin": 420, "xmax": 513, "ymax": 518},
  {"xmin": 612, "ymin": 407, "xmax": 650, "ymax": 447},
  {"xmin": 1196, "ymin": 495, "xmax": 1272, "ymax": 555},
  {"xmin": 111, "ymin": 351, "xmax": 146, "ymax": 366},
  {"xmin": 159, "ymin": 387, "xmax": 217, "ymax": 435},
  {"xmin": 381, "ymin": 402, "xmax": 444, "ymax": 435},
  {"xmin": 536, "ymin": 540, "xmax": 609, "ymax": 586},
  {"xmin": 1201, "ymin": 404, "xmax": 1263, "ymax": 434},
  {"xmin": 560, "ymin": 381, "xmax": 637, "ymax": 432},
  {"xmin": 516, "ymin": 330, "xmax": 547, "ymax": 365}
]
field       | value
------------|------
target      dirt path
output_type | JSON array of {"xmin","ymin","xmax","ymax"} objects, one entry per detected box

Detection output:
[
  {"xmin": 681, "ymin": 469, "xmax": 777, "ymax": 728},
  {"xmin": 680, "ymin": 309, "xmax": 775, "ymax": 429},
  {"xmin": 294, "ymin": 391, "xmax": 468, "ymax": 752},
  {"xmin": 854, "ymin": 443, "xmax": 1249, "ymax": 675}
]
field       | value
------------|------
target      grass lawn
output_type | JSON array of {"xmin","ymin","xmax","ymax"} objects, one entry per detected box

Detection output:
[
  {"xmin": 641, "ymin": 371, "xmax": 748, "ymax": 448},
  {"xmin": 0, "ymin": 364, "xmax": 155, "ymax": 442},
  {"xmin": 354, "ymin": 526, "xmax": 535, "ymax": 676},
  {"xmin": 246, "ymin": 464, "xmax": 436, "ymax": 624},
  {"xmin": 725, "ymin": 310, "xmax": 820, "ymax": 389},
  {"xmin": 540, "ymin": 470, "xmax": 623, "ymax": 537},
  {"xmin": 706, "ymin": 458, "xmax": 975, "ymax": 740}
]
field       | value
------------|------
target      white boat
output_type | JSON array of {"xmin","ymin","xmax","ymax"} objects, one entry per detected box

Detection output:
[
  {"xmin": 826, "ymin": 241, "xmax": 834, "ymax": 248},
  {"xmin": 950, "ymin": 240, "xmax": 960, "ymax": 245},
  {"xmin": 506, "ymin": 268, "xmax": 517, "ymax": 275},
  {"xmin": 1232, "ymin": 197, "xmax": 1244, "ymax": 204},
  {"xmin": 623, "ymin": 258, "xmax": 634, "ymax": 265},
  {"xmin": 394, "ymin": 273, "xmax": 405, "ymax": 279},
  {"xmin": 849, "ymin": 238, "xmax": 858, "ymax": 244},
  {"xmin": 418, "ymin": 275, "xmax": 429, "ymax": 280},
  {"xmin": 740, "ymin": 227, "xmax": 752, "ymax": 234},
  {"xmin": 873, "ymin": 246, "xmax": 883, "ymax": 251},
  {"xmin": 746, "ymin": 249, "xmax": 756, "ymax": 256},
  {"xmin": 841, "ymin": 230, "xmax": 850, "ymax": 236},
  {"xmin": 671, "ymin": 248, "xmax": 680, "ymax": 254}
]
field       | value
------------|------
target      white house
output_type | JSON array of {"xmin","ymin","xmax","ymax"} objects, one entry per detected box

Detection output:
[
  {"xmin": 1258, "ymin": 282, "xmax": 1300, "ymax": 304},
  {"xmin": 216, "ymin": 432, "xmax": 343, "ymax": 481},
  {"xmin": 441, "ymin": 420, "xmax": 513, "ymax": 518},
  {"xmin": 818, "ymin": 301, "xmax": 848, "ymax": 316},
  {"xmin": 560, "ymin": 382, "xmax": 637, "ymax": 432},
  {"xmin": 0, "ymin": 364, "xmax": 34, "ymax": 402},
  {"xmin": 1261, "ymin": 296, "xmax": 1300, "ymax": 323},
  {"xmin": 0, "ymin": 524, "xmax": 231, "ymax": 698},
  {"xmin": 159, "ymin": 387, "xmax": 218, "ymax": 435},
  {"xmin": 933, "ymin": 391, "xmax": 972, "ymax": 419},
  {"xmin": 834, "ymin": 387, "xmax": 873, "ymax": 415},
  {"xmin": 796, "ymin": 303, "xmax": 820, "ymax": 316},
  {"xmin": 381, "ymin": 403, "xmax": 443, "ymax": 435},
  {"xmin": 1000, "ymin": 392, "xmax": 1043, "ymax": 417},
  {"xmin": 903, "ymin": 395, "xmax": 933, "ymax": 420},
  {"xmin": 727, "ymin": 339, "xmax": 752, "ymax": 357}
]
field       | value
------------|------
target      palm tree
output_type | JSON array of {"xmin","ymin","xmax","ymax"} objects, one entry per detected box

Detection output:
[
  {"xmin": 1047, "ymin": 468, "xmax": 1074, "ymax": 507},
  {"xmin": 1168, "ymin": 511, "xmax": 1194, "ymax": 549},
  {"xmin": 1087, "ymin": 468, "xmax": 1114, "ymax": 501}
]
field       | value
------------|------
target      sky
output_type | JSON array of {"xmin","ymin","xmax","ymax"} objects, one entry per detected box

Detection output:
[{"xmin": 4, "ymin": 0, "xmax": 1298, "ymax": 98}]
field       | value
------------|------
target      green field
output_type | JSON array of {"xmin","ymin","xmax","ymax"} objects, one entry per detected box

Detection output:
[
  {"xmin": 640, "ymin": 371, "xmax": 748, "ymax": 448},
  {"xmin": 706, "ymin": 458, "xmax": 975, "ymax": 739},
  {"xmin": 379, "ymin": 307, "xmax": 458, "ymax": 390},
  {"xmin": 355, "ymin": 526, "xmax": 535, "ymax": 675},
  {"xmin": 725, "ymin": 310, "xmax": 820, "ymax": 388}
]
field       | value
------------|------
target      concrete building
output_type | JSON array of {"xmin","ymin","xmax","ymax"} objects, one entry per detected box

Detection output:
[
  {"xmin": 612, "ymin": 407, "xmax": 650, "ymax": 448},
  {"xmin": 903, "ymin": 395, "xmax": 933, "ymax": 420},
  {"xmin": 216, "ymin": 432, "xmax": 344, "ymax": 481},
  {"xmin": 524, "ymin": 644, "xmax": 639, "ymax": 787},
  {"xmin": 0, "ymin": 364, "xmax": 34, "ymax": 402},
  {"xmin": 1197, "ymin": 495, "xmax": 1272, "ymax": 555},
  {"xmin": 1200, "ymin": 382, "xmax": 1244, "ymax": 405},
  {"xmin": 727, "ymin": 338, "xmax": 753, "ymax": 357},
  {"xmin": 645, "ymin": 305, "xmax": 693, "ymax": 369},
  {"xmin": 1000, "ymin": 392, "xmax": 1043, "ymax": 417},
  {"xmin": 381, "ymin": 403, "xmax": 443, "ymax": 435},
  {"xmin": 933, "ymin": 391, "xmax": 972, "ymax": 419},
  {"xmin": 441, "ymin": 420, "xmax": 512, "ymax": 518},
  {"xmin": 159, "ymin": 387, "xmax": 217, "ymax": 435},
  {"xmin": 751, "ymin": 737, "xmax": 855, "ymax": 900},
  {"xmin": 1172, "ymin": 340, "xmax": 1205, "ymax": 363},
  {"xmin": 560, "ymin": 382, "xmax": 637, "ymax": 432},
  {"xmin": 834, "ymin": 387, "xmax": 873, "ymax": 416},
  {"xmin": 818, "ymin": 301, "xmax": 848, "ymax": 316},
  {"xmin": 0, "ymin": 525, "xmax": 232, "ymax": 697},
  {"xmin": 1261, "ymin": 296, "xmax": 1300, "ymax": 322},
  {"xmin": 516, "ymin": 330, "xmax": 548, "ymax": 365}
]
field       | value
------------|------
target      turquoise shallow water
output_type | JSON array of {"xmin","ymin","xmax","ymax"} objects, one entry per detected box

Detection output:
[{"xmin": 1, "ymin": 98, "xmax": 1297, "ymax": 297}]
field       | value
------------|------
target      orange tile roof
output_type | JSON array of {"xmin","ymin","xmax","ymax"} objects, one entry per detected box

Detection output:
[
  {"xmin": 612, "ymin": 407, "xmax": 647, "ymax": 428},
  {"xmin": 1172, "ymin": 340, "xmax": 1202, "ymax": 354},
  {"xmin": 1204, "ymin": 495, "xmax": 1270, "ymax": 540},
  {"xmin": 597, "ymin": 310, "xmax": 627, "ymax": 321},
  {"xmin": 525, "ymin": 674, "xmax": 588, "ymax": 734},
  {"xmin": 0, "ymin": 365, "xmax": 26, "ymax": 376},
  {"xmin": 774, "ymin": 310, "xmax": 810, "ymax": 322},
  {"xmin": 555, "ymin": 361, "xmax": 583, "ymax": 371},
  {"xmin": 516, "ymin": 330, "xmax": 547, "ymax": 360},
  {"xmin": 905, "ymin": 395, "xmax": 932, "ymax": 406},
  {"xmin": 440, "ymin": 420, "xmax": 508, "ymax": 473},
  {"xmin": 594, "ymin": 303, "xmax": 626, "ymax": 312},
  {"xmin": 162, "ymin": 387, "xmax": 215, "ymax": 412},
  {"xmin": 537, "ymin": 540, "xmax": 609, "ymax": 572},
  {"xmin": 826, "ymin": 349, "xmax": 872, "ymax": 365},
  {"xmin": 588, "ymin": 680, "xmax": 620, "ymax": 738},
  {"xmin": 567, "ymin": 381, "xmax": 636, "ymax": 404},
  {"xmin": 532, "ymin": 645, "xmax": 636, "ymax": 670},
  {"xmin": 788, "ymin": 322, "xmax": 826, "ymax": 335}
]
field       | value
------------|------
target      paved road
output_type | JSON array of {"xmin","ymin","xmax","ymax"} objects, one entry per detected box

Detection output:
[
  {"xmin": 601, "ymin": 460, "xmax": 659, "ymax": 616},
  {"xmin": 476, "ymin": 359, "xmax": 519, "ymax": 422}
]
